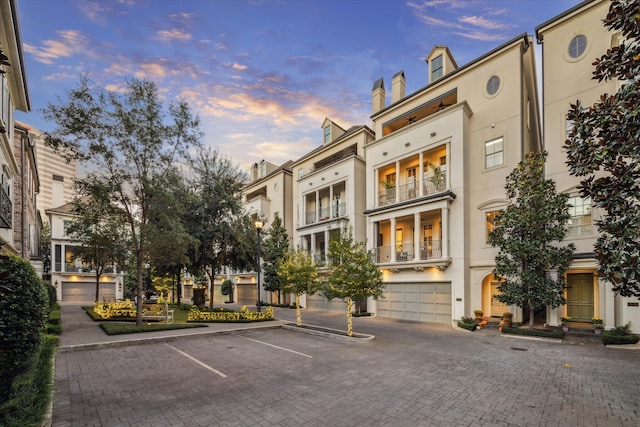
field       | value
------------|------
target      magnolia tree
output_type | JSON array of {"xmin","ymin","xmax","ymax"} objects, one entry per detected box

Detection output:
[
  {"xmin": 565, "ymin": 0, "xmax": 640, "ymax": 298},
  {"xmin": 489, "ymin": 151, "xmax": 575, "ymax": 328},
  {"xmin": 277, "ymin": 248, "xmax": 319, "ymax": 326},
  {"xmin": 324, "ymin": 228, "xmax": 384, "ymax": 337}
]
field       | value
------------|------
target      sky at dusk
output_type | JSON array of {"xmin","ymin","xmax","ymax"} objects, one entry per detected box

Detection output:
[{"xmin": 15, "ymin": 0, "xmax": 584, "ymax": 171}]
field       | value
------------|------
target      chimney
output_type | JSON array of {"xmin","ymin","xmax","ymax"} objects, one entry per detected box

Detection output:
[
  {"xmin": 372, "ymin": 77, "xmax": 385, "ymax": 114},
  {"xmin": 391, "ymin": 70, "xmax": 405, "ymax": 103},
  {"xmin": 251, "ymin": 163, "xmax": 258, "ymax": 181}
]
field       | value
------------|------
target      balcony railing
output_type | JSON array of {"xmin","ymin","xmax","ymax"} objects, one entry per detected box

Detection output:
[
  {"xmin": 419, "ymin": 240, "xmax": 442, "ymax": 259},
  {"xmin": 0, "ymin": 186, "xmax": 11, "ymax": 228},
  {"xmin": 374, "ymin": 240, "xmax": 442, "ymax": 263},
  {"xmin": 423, "ymin": 172, "xmax": 447, "ymax": 196},
  {"xmin": 305, "ymin": 202, "xmax": 348, "ymax": 225}
]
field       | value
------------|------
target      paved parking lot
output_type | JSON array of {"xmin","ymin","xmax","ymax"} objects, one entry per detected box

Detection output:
[{"xmin": 52, "ymin": 307, "xmax": 640, "ymax": 426}]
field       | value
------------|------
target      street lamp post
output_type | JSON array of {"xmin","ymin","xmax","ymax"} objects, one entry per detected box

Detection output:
[{"xmin": 255, "ymin": 218, "xmax": 264, "ymax": 312}]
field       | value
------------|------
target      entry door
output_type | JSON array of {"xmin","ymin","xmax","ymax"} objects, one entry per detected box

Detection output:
[
  {"xmin": 566, "ymin": 273, "xmax": 594, "ymax": 321},
  {"xmin": 490, "ymin": 282, "xmax": 509, "ymax": 317}
]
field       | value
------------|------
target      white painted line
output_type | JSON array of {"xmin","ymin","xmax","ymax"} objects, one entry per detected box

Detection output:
[
  {"xmin": 165, "ymin": 343, "xmax": 227, "ymax": 377},
  {"xmin": 240, "ymin": 336, "xmax": 313, "ymax": 358}
]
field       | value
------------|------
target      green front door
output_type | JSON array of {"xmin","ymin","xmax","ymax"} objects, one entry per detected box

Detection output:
[{"xmin": 566, "ymin": 273, "xmax": 594, "ymax": 321}]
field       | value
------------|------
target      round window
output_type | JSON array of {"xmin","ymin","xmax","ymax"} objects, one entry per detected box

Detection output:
[
  {"xmin": 568, "ymin": 35, "xmax": 587, "ymax": 58},
  {"xmin": 486, "ymin": 75, "xmax": 500, "ymax": 96},
  {"xmin": 273, "ymin": 182, "xmax": 279, "ymax": 192}
]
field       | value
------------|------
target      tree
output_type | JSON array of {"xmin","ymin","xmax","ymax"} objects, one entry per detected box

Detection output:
[
  {"xmin": 146, "ymin": 167, "xmax": 194, "ymax": 305},
  {"xmin": 40, "ymin": 221, "xmax": 51, "ymax": 280},
  {"xmin": 489, "ymin": 151, "xmax": 575, "ymax": 329},
  {"xmin": 184, "ymin": 147, "xmax": 254, "ymax": 308},
  {"xmin": 277, "ymin": 247, "xmax": 319, "ymax": 326},
  {"xmin": 565, "ymin": 0, "xmax": 640, "ymax": 298},
  {"xmin": 65, "ymin": 196, "xmax": 129, "ymax": 302},
  {"xmin": 261, "ymin": 212, "xmax": 289, "ymax": 304},
  {"xmin": 323, "ymin": 228, "xmax": 384, "ymax": 336},
  {"xmin": 42, "ymin": 76, "xmax": 202, "ymax": 324}
]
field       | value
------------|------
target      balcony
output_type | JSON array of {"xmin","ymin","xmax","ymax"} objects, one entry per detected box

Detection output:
[
  {"xmin": 0, "ymin": 185, "xmax": 11, "ymax": 228},
  {"xmin": 374, "ymin": 240, "xmax": 442, "ymax": 263}
]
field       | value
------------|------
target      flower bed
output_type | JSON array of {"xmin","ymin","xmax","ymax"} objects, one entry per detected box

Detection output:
[
  {"xmin": 92, "ymin": 300, "xmax": 136, "ymax": 319},
  {"xmin": 187, "ymin": 305, "xmax": 274, "ymax": 322}
]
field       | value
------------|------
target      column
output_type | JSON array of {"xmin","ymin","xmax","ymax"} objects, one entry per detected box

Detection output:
[
  {"xmin": 390, "ymin": 217, "xmax": 397, "ymax": 262},
  {"xmin": 413, "ymin": 212, "xmax": 420, "ymax": 261},
  {"xmin": 441, "ymin": 207, "xmax": 449, "ymax": 259},
  {"xmin": 418, "ymin": 152, "xmax": 424, "ymax": 197}
]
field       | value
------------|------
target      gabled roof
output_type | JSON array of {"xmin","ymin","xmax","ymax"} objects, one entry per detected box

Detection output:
[
  {"xmin": 242, "ymin": 160, "xmax": 294, "ymax": 190},
  {"xmin": 535, "ymin": 0, "xmax": 599, "ymax": 41},
  {"xmin": 290, "ymin": 124, "xmax": 374, "ymax": 166}
]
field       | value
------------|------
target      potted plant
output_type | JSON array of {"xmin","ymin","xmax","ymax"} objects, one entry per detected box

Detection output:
[
  {"xmin": 592, "ymin": 317, "xmax": 604, "ymax": 335},
  {"xmin": 503, "ymin": 311, "xmax": 513, "ymax": 327},
  {"xmin": 561, "ymin": 316, "xmax": 571, "ymax": 332},
  {"xmin": 473, "ymin": 309, "xmax": 483, "ymax": 323}
]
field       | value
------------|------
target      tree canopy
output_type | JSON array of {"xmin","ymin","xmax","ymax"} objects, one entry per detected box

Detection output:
[
  {"xmin": 42, "ymin": 76, "xmax": 202, "ymax": 324},
  {"xmin": 489, "ymin": 151, "xmax": 575, "ymax": 328},
  {"xmin": 277, "ymin": 248, "xmax": 319, "ymax": 326},
  {"xmin": 565, "ymin": 0, "xmax": 640, "ymax": 298},
  {"xmin": 324, "ymin": 228, "xmax": 383, "ymax": 336},
  {"xmin": 261, "ymin": 213, "xmax": 289, "ymax": 304}
]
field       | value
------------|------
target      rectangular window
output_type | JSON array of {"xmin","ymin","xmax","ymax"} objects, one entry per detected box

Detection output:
[
  {"xmin": 55, "ymin": 244, "xmax": 62, "ymax": 271},
  {"xmin": 485, "ymin": 137, "xmax": 504, "ymax": 169},
  {"xmin": 568, "ymin": 196, "xmax": 592, "ymax": 235},
  {"xmin": 298, "ymin": 168, "xmax": 304, "ymax": 179},
  {"xmin": 1, "ymin": 74, "xmax": 10, "ymax": 135},
  {"xmin": 486, "ymin": 210, "xmax": 501, "ymax": 244},
  {"xmin": 431, "ymin": 55, "xmax": 443, "ymax": 81},
  {"xmin": 385, "ymin": 173, "xmax": 396, "ymax": 187},
  {"xmin": 324, "ymin": 125, "xmax": 331, "ymax": 143},
  {"xmin": 566, "ymin": 118, "xmax": 574, "ymax": 139}
]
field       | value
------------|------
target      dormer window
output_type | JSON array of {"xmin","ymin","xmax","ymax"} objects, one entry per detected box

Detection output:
[
  {"xmin": 431, "ymin": 55, "xmax": 443, "ymax": 81},
  {"xmin": 324, "ymin": 125, "xmax": 331, "ymax": 143}
]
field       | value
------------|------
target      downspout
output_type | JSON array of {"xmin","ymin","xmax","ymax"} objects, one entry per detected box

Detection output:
[{"xmin": 20, "ymin": 131, "xmax": 25, "ymax": 258}]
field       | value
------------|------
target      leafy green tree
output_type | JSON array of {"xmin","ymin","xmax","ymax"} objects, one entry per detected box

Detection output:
[
  {"xmin": 277, "ymin": 248, "xmax": 319, "ymax": 326},
  {"xmin": 565, "ymin": 0, "xmax": 640, "ymax": 298},
  {"xmin": 40, "ymin": 221, "xmax": 51, "ymax": 280},
  {"xmin": 184, "ymin": 147, "xmax": 254, "ymax": 308},
  {"xmin": 489, "ymin": 151, "xmax": 575, "ymax": 329},
  {"xmin": 147, "ymin": 167, "xmax": 194, "ymax": 305},
  {"xmin": 42, "ymin": 76, "xmax": 202, "ymax": 324},
  {"xmin": 65, "ymin": 196, "xmax": 129, "ymax": 302},
  {"xmin": 262, "ymin": 213, "xmax": 289, "ymax": 304},
  {"xmin": 324, "ymin": 228, "xmax": 384, "ymax": 336}
]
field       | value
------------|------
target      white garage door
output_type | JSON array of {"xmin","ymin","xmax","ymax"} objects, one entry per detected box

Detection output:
[
  {"xmin": 306, "ymin": 292, "xmax": 344, "ymax": 312},
  {"xmin": 61, "ymin": 282, "xmax": 115, "ymax": 304},
  {"xmin": 377, "ymin": 282, "xmax": 451, "ymax": 324}
]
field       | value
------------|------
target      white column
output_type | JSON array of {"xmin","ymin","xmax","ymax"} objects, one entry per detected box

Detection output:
[
  {"xmin": 602, "ymin": 277, "xmax": 615, "ymax": 329},
  {"xmin": 310, "ymin": 233, "xmax": 316, "ymax": 259},
  {"xmin": 413, "ymin": 212, "xmax": 420, "ymax": 261},
  {"xmin": 441, "ymin": 207, "xmax": 449, "ymax": 259},
  {"xmin": 418, "ymin": 152, "xmax": 424, "ymax": 196},
  {"xmin": 394, "ymin": 160, "xmax": 400, "ymax": 201},
  {"xmin": 329, "ymin": 186, "xmax": 334, "ymax": 218},
  {"xmin": 390, "ymin": 217, "xmax": 397, "ymax": 262},
  {"xmin": 315, "ymin": 191, "xmax": 319, "ymax": 222}
]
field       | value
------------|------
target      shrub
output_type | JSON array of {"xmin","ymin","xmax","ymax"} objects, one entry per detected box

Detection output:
[
  {"xmin": 502, "ymin": 327, "xmax": 563, "ymax": 339},
  {"xmin": 0, "ymin": 254, "xmax": 49, "ymax": 402},
  {"xmin": 220, "ymin": 279, "xmax": 233, "ymax": 296},
  {"xmin": 457, "ymin": 320, "xmax": 477, "ymax": 331},
  {"xmin": 602, "ymin": 333, "xmax": 639, "ymax": 346}
]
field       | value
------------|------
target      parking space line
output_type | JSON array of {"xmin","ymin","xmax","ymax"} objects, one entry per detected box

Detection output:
[
  {"xmin": 239, "ymin": 336, "xmax": 313, "ymax": 358},
  {"xmin": 165, "ymin": 343, "xmax": 227, "ymax": 377}
]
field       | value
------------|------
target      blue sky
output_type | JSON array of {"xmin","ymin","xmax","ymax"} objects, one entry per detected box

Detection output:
[{"xmin": 15, "ymin": 0, "xmax": 583, "ymax": 170}]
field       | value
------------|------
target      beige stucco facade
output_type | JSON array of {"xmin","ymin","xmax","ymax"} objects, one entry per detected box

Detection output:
[
  {"xmin": 365, "ymin": 34, "xmax": 541, "ymax": 324},
  {"xmin": 537, "ymin": 0, "xmax": 638, "ymax": 331}
]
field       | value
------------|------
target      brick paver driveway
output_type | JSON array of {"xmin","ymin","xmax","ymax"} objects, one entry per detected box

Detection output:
[{"xmin": 52, "ymin": 308, "xmax": 639, "ymax": 426}]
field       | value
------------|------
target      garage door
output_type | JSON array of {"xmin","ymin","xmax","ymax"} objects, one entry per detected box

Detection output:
[
  {"xmin": 377, "ymin": 282, "xmax": 451, "ymax": 324},
  {"xmin": 61, "ymin": 282, "xmax": 115, "ymax": 304},
  {"xmin": 306, "ymin": 292, "xmax": 344, "ymax": 312},
  {"xmin": 237, "ymin": 284, "xmax": 257, "ymax": 306}
]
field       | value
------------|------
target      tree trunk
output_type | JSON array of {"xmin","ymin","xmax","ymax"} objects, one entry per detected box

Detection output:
[
  {"xmin": 295, "ymin": 294, "xmax": 302, "ymax": 326},
  {"xmin": 347, "ymin": 298, "xmax": 353, "ymax": 337},
  {"xmin": 135, "ymin": 250, "xmax": 144, "ymax": 326},
  {"xmin": 528, "ymin": 303, "xmax": 535, "ymax": 329}
]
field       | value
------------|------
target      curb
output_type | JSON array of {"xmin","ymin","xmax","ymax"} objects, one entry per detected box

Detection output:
[{"xmin": 282, "ymin": 323, "xmax": 375, "ymax": 343}]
